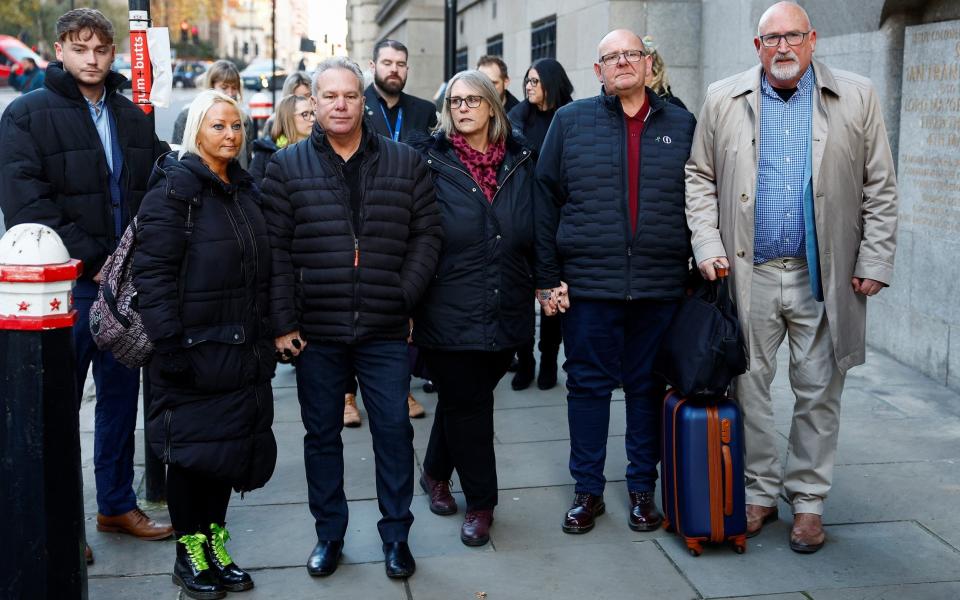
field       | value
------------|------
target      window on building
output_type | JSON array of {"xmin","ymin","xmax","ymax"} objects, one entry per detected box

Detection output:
[
  {"xmin": 492, "ymin": 0, "xmax": 497, "ymax": 19},
  {"xmin": 486, "ymin": 34, "xmax": 503, "ymax": 58},
  {"xmin": 455, "ymin": 47, "xmax": 468, "ymax": 74},
  {"xmin": 530, "ymin": 16, "xmax": 556, "ymax": 61}
]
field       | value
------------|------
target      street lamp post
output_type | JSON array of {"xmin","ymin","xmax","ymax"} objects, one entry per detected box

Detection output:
[{"xmin": 444, "ymin": 0, "xmax": 458, "ymax": 81}]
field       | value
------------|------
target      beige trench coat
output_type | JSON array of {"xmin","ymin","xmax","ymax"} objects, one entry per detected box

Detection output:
[{"xmin": 685, "ymin": 59, "xmax": 898, "ymax": 372}]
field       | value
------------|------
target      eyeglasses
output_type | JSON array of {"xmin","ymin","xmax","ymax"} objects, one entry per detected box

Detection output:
[
  {"xmin": 298, "ymin": 111, "xmax": 315, "ymax": 120},
  {"xmin": 524, "ymin": 77, "xmax": 540, "ymax": 87},
  {"xmin": 599, "ymin": 49, "xmax": 646, "ymax": 66},
  {"xmin": 448, "ymin": 95, "xmax": 483, "ymax": 109},
  {"xmin": 758, "ymin": 31, "xmax": 811, "ymax": 47}
]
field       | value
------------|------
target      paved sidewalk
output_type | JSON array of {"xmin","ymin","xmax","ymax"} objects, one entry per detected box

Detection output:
[{"xmin": 82, "ymin": 346, "xmax": 960, "ymax": 599}]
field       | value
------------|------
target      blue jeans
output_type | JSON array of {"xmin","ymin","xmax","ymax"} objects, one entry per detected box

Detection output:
[
  {"xmin": 73, "ymin": 281, "xmax": 141, "ymax": 516},
  {"xmin": 296, "ymin": 340, "xmax": 414, "ymax": 543},
  {"xmin": 561, "ymin": 298, "xmax": 677, "ymax": 495}
]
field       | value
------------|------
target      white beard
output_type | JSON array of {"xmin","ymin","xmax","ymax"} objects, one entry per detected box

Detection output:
[{"xmin": 769, "ymin": 52, "xmax": 801, "ymax": 82}]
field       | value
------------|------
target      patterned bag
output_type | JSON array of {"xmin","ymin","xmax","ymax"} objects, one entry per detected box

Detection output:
[{"xmin": 89, "ymin": 216, "xmax": 154, "ymax": 368}]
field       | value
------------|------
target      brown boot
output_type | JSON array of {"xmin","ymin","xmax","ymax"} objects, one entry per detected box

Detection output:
[
  {"xmin": 407, "ymin": 393, "xmax": 425, "ymax": 419},
  {"xmin": 96, "ymin": 507, "xmax": 173, "ymax": 540},
  {"xmin": 789, "ymin": 513, "xmax": 825, "ymax": 553},
  {"xmin": 344, "ymin": 393, "xmax": 362, "ymax": 428},
  {"xmin": 746, "ymin": 504, "xmax": 779, "ymax": 538}
]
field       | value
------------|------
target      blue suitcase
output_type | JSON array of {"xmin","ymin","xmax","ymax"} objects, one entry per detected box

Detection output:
[{"xmin": 661, "ymin": 388, "xmax": 747, "ymax": 556}]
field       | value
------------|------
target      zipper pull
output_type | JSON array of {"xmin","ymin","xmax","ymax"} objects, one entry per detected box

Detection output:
[{"xmin": 353, "ymin": 238, "xmax": 359, "ymax": 268}]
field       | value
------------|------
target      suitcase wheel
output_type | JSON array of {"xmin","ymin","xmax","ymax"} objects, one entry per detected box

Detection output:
[
  {"xmin": 662, "ymin": 518, "xmax": 674, "ymax": 533},
  {"xmin": 684, "ymin": 539, "xmax": 702, "ymax": 557},
  {"xmin": 732, "ymin": 535, "xmax": 747, "ymax": 554}
]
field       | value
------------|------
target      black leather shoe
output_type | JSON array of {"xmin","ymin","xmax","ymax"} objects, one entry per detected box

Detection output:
[
  {"xmin": 537, "ymin": 354, "xmax": 558, "ymax": 390},
  {"xmin": 383, "ymin": 541, "xmax": 416, "ymax": 578},
  {"xmin": 628, "ymin": 491, "xmax": 663, "ymax": 532},
  {"xmin": 306, "ymin": 540, "xmax": 343, "ymax": 577},
  {"xmin": 511, "ymin": 353, "xmax": 535, "ymax": 390},
  {"xmin": 173, "ymin": 533, "xmax": 226, "ymax": 600},
  {"xmin": 562, "ymin": 492, "xmax": 605, "ymax": 534}
]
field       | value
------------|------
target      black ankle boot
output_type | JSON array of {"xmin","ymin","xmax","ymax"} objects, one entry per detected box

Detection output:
[
  {"xmin": 208, "ymin": 523, "xmax": 254, "ymax": 592},
  {"xmin": 173, "ymin": 532, "xmax": 226, "ymax": 600},
  {"xmin": 511, "ymin": 351, "xmax": 535, "ymax": 390},
  {"xmin": 537, "ymin": 350, "xmax": 558, "ymax": 390}
]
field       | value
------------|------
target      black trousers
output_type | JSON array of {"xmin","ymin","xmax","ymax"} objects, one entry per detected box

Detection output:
[
  {"xmin": 422, "ymin": 349, "xmax": 513, "ymax": 510},
  {"xmin": 519, "ymin": 310, "xmax": 562, "ymax": 362},
  {"xmin": 166, "ymin": 464, "xmax": 233, "ymax": 535}
]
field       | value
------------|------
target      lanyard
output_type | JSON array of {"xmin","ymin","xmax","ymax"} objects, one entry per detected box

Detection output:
[{"xmin": 379, "ymin": 103, "xmax": 403, "ymax": 142}]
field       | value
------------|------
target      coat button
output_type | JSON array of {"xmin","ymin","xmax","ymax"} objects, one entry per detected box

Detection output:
[
  {"xmin": 740, "ymin": 193, "xmax": 748, "ymax": 202},
  {"xmin": 626, "ymin": 295, "xmax": 633, "ymax": 301},
  {"xmin": 472, "ymin": 187, "xmax": 477, "ymax": 192},
  {"xmin": 234, "ymin": 333, "xmax": 240, "ymax": 340},
  {"xmin": 427, "ymin": 159, "xmax": 432, "ymax": 164},
  {"xmin": 186, "ymin": 338, "xmax": 193, "ymax": 344},
  {"xmin": 493, "ymin": 289, "xmax": 499, "ymax": 294},
  {"xmin": 737, "ymin": 250, "xmax": 745, "ymax": 258},
  {"xmin": 495, "ymin": 234, "xmax": 501, "ymax": 240}
]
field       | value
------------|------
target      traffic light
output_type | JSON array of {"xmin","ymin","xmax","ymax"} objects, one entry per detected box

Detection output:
[
  {"xmin": 191, "ymin": 26, "xmax": 199, "ymax": 45},
  {"xmin": 180, "ymin": 21, "xmax": 189, "ymax": 43}
]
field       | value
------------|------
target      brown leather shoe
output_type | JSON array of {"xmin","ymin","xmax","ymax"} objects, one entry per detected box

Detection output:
[
  {"xmin": 344, "ymin": 393, "xmax": 362, "ymax": 428},
  {"xmin": 562, "ymin": 492, "xmax": 605, "ymax": 534},
  {"xmin": 85, "ymin": 543, "xmax": 94, "ymax": 565},
  {"xmin": 628, "ymin": 491, "xmax": 663, "ymax": 532},
  {"xmin": 96, "ymin": 507, "xmax": 173, "ymax": 540},
  {"xmin": 789, "ymin": 513, "xmax": 825, "ymax": 553},
  {"xmin": 460, "ymin": 509, "xmax": 494, "ymax": 546},
  {"xmin": 746, "ymin": 504, "xmax": 779, "ymax": 538},
  {"xmin": 408, "ymin": 393, "xmax": 425, "ymax": 418},
  {"xmin": 420, "ymin": 472, "xmax": 457, "ymax": 515}
]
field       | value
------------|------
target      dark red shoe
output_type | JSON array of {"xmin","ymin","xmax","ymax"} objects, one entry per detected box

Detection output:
[
  {"xmin": 628, "ymin": 491, "xmax": 663, "ymax": 532},
  {"xmin": 562, "ymin": 492, "xmax": 605, "ymax": 534},
  {"xmin": 460, "ymin": 509, "xmax": 494, "ymax": 546},
  {"xmin": 419, "ymin": 472, "xmax": 457, "ymax": 515}
]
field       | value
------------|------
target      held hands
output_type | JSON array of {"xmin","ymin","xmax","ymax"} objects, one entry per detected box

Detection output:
[
  {"xmin": 852, "ymin": 277, "xmax": 885, "ymax": 296},
  {"xmin": 275, "ymin": 330, "xmax": 307, "ymax": 363},
  {"xmin": 697, "ymin": 257, "xmax": 730, "ymax": 281},
  {"xmin": 536, "ymin": 281, "xmax": 570, "ymax": 317}
]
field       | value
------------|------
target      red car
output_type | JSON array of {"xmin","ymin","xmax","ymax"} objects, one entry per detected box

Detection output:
[{"xmin": 0, "ymin": 35, "xmax": 49, "ymax": 87}]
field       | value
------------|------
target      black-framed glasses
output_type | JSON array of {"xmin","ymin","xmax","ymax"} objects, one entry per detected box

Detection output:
[
  {"xmin": 599, "ymin": 49, "xmax": 646, "ymax": 66},
  {"xmin": 298, "ymin": 111, "xmax": 315, "ymax": 120},
  {"xmin": 758, "ymin": 31, "xmax": 811, "ymax": 47},
  {"xmin": 524, "ymin": 77, "xmax": 540, "ymax": 87},
  {"xmin": 448, "ymin": 95, "xmax": 483, "ymax": 109}
]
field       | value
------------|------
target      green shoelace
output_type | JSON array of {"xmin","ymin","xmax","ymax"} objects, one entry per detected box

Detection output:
[
  {"xmin": 209, "ymin": 523, "xmax": 235, "ymax": 567},
  {"xmin": 178, "ymin": 533, "xmax": 210, "ymax": 571}
]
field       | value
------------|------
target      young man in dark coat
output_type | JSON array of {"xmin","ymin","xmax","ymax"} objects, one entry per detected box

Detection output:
[
  {"xmin": 363, "ymin": 39, "xmax": 438, "ymax": 143},
  {"xmin": 0, "ymin": 8, "xmax": 171, "ymax": 563},
  {"xmin": 534, "ymin": 29, "xmax": 696, "ymax": 536},
  {"xmin": 261, "ymin": 57, "xmax": 442, "ymax": 581}
]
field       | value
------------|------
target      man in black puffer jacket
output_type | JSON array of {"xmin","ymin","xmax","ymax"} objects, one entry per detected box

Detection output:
[
  {"xmin": 261, "ymin": 57, "xmax": 442, "ymax": 580},
  {"xmin": 0, "ymin": 8, "xmax": 171, "ymax": 557},
  {"xmin": 535, "ymin": 30, "xmax": 696, "ymax": 536}
]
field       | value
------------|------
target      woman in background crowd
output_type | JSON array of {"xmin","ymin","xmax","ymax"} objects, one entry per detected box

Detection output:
[{"xmin": 249, "ymin": 94, "xmax": 314, "ymax": 184}]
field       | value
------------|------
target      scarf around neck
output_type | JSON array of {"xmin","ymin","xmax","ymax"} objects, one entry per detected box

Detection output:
[{"xmin": 449, "ymin": 132, "xmax": 505, "ymax": 202}]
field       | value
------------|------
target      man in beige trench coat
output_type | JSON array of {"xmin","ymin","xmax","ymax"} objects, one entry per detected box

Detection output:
[{"xmin": 685, "ymin": 1, "xmax": 898, "ymax": 554}]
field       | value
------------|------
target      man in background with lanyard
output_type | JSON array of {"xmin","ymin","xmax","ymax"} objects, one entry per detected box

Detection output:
[{"xmin": 364, "ymin": 39, "xmax": 438, "ymax": 144}]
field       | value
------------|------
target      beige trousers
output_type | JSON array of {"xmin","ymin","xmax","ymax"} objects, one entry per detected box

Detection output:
[{"xmin": 735, "ymin": 259, "xmax": 845, "ymax": 515}]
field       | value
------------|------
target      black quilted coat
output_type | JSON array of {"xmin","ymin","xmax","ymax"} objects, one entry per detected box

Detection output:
[
  {"xmin": 411, "ymin": 131, "xmax": 536, "ymax": 351},
  {"xmin": 0, "ymin": 62, "xmax": 167, "ymax": 279},
  {"xmin": 534, "ymin": 91, "xmax": 696, "ymax": 300},
  {"xmin": 133, "ymin": 152, "xmax": 277, "ymax": 492},
  {"xmin": 260, "ymin": 123, "xmax": 443, "ymax": 343}
]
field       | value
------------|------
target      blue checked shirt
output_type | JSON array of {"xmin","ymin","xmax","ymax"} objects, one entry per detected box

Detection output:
[
  {"xmin": 86, "ymin": 90, "xmax": 113, "ymax": 173},
  {"xmin": 754, "ymin": 66, "xmax": 814, "ymax": 264}
]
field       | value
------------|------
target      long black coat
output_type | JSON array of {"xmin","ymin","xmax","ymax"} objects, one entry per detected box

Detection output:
[
  {"xmin": 248, "ymin": 137, "xmax": 278, "ymax": 185},
  {"xmin": 0, "ymin": 63, "xmax": 167, "ymax": 279},
  {"xmin": 133, "ymin": 153, "xmax": 277, "ymax": 492},
  {"xmin": 261, "ymin": 123, "xmax": 443, "ymax": 343},
  {"xmin": 411, "ymin": 132, "xmax": 536, "ymax": 352}
]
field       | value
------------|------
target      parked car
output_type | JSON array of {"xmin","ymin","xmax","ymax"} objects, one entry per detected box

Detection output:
[
  {"xmin": 111, "ymin": 54, "xmax": 132, "ymax": 90},
  {"xmin": 0, "ymin": 35, "xmax": 48, "ymax": 87},
  {"xmin": 240, "ymin": 58, "xmax": 287, "ymax": 91},
  {"xmin": 173, "ymin": 61, "xmax": 208, "ymax": 88}
]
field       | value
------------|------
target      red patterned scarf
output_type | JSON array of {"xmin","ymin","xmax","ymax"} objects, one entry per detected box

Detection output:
[{"xmin": 450, "ymin": 132, "xmax": 505, "ymax": 202}]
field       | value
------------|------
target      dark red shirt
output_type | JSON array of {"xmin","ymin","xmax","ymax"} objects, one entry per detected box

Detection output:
[{"xmin": 624, "ymin": 94, "xmax": 651, "ymax": 234}]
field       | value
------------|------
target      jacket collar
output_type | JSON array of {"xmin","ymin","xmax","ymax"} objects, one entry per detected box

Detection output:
[
  {"xmin": 730, "ymin": 59, "xmax": 840, "ymax": 99},
  {"xmin": 600, "ymin": 86, "xmax": 667, "ymax": 116},
  {"xmin": 364, "ymin": 83, "xmax": 409, "ymax": 111},
  {"xmin": 421, "ymin": 129, "xmax": 532, "ymax": 162},
  {"xmin": 152, "ymin": 151, "xmax": 253, "ymax": 202},
  {"xmin": 310, "ymin": 119, "xmax": 379, "ymax": 160},
  {"xmin": 43, "ymin": 61, "xmax": 128, "ymax": 104}
]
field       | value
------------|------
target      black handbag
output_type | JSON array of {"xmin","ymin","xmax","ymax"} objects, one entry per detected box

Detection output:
[{"xmin": 655, "ymin": 270, "xmax": 747, "ymax": 397}]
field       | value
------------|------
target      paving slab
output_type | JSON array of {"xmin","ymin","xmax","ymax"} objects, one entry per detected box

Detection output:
[
  {"xmin": 715, "ymin": 595, "xmax": 809, "ymax": 600},
  {"xmin": 810, "ymin": 582, "xmax": 960, "ymax": 599},
  {"xmin": 493, "ymin": 401, "xmax": 627, "ymax": 444},
  {"xmin": 407, "ymin": 540, "xmax": 699, "ymax": 600},
  {"xmin": 659, "ymin": 521, "xmax": 960, "ymax": 598}
]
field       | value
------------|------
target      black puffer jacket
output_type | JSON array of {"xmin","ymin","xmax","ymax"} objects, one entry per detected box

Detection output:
[
  {"xmin": 133, "ymin": 152, "xmax": 276, "ymax": 492},
  {"xmin": 535, "ymin": 91, "xmax": 696, "ymax": 300},
  {"xmin": 0, "ymin": 63, "xmax": 167, "ymax": 279},
  {"xmin": 248, "ymin": 137, "xmax": 278, "ymax": 185},
  {"xmin": 411, "ymin": 131, "xmax": 535, "ymax": 351},
  {"xmin": 261, "ymin": 123, "xmax": 443, "ymax": 343}
]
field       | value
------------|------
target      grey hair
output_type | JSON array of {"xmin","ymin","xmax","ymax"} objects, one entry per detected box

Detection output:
[
  {"xmin": 757, "ymin": 1, "xmax": 812, "ymax": 36},
  {"xmin": 282, "ymin": 71, "xmax": 312, "ymax": 97},
  {"xmin": 312, "ymin": 57, "xmax": 365, "ymax": 96},
  {"xmin": 180, "ymin": 90, "xmax": 245, "ymax": 160},
  {"xmin": 435, "ymin": 70, "xmax": 509, "ymax": 145}
]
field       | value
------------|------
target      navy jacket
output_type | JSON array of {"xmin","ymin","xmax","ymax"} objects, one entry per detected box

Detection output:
[
  {"xmin": 363, "ymin": 84, "xmax": 438, "ymax": 143},
  {"xmin": 534, "ymin": 90, "xmax": 696, "ymax": 300},
  {"xmin": 411, "ymin": 131, "xmax": 536, "ymax": 352}
]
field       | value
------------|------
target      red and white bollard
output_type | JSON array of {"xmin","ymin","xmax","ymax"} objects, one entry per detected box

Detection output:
[
  {"xmin": 0, "ymin": 224, "xmax": 86, "ymax": 599},
  {"xmin": 249, "ymin": 91, "xmax": 273, "ymax": 139}
]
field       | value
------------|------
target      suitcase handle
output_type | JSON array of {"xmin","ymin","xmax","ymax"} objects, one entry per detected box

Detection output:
[{"xmin": 722, "ymin": 444, "xmax": 734, "ymax": 516}]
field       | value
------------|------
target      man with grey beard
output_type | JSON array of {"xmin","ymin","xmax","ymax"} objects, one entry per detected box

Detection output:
[{"xmin": 685, "ymin": 1, "xmax": 898, "ymax": 554}]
